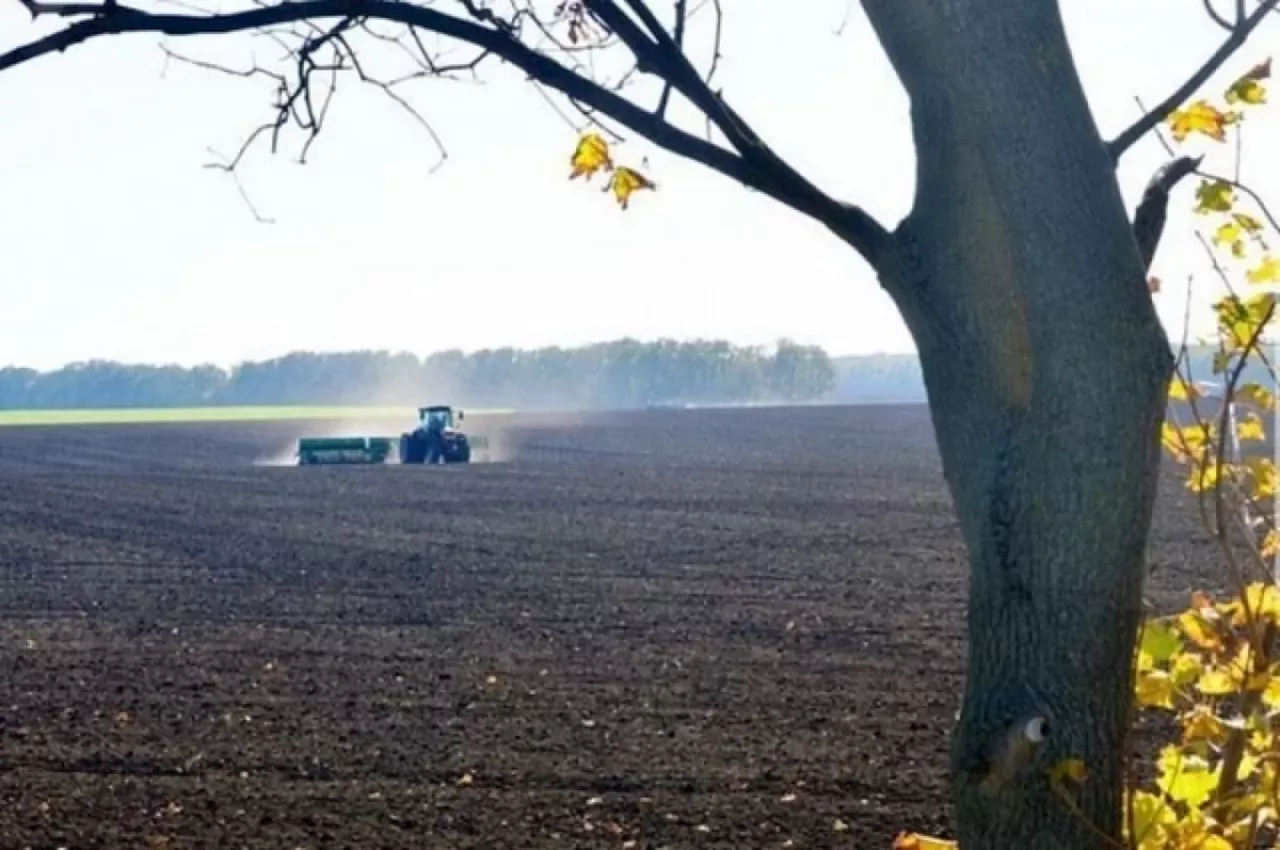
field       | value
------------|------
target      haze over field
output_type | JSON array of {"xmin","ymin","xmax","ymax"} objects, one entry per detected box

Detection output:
[{"xmin": 0, "ymin": 342, "xmax": 1263, "ymax": 412}]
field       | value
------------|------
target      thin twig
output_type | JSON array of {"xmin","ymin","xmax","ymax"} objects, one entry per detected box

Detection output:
[
  {"xmin": 655, "ymin": 0, "xmax": 685, "ymax": 118},
  {"xmin": 1205, "ymin": 0, "xmax": 1235, "ymax": 30}
]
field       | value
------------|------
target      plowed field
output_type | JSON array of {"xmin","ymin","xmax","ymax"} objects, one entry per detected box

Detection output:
[{"xmin": 0, "ymin": 405, "xmax": 1218, "ymax": 848}]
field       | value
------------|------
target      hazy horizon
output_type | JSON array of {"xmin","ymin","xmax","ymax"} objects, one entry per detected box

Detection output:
[
  {"xmin": 0, "ymin": 336, "xmax": 929, "ymax": 372},
  {"xmin": 2, "ymin": 0, "xmax": 1276, "ymax": 372}
]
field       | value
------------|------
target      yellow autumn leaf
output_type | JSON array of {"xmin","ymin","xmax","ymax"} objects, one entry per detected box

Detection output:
[
  {"xmin": 605, "ymin": 165, "xmax": 656, "ymax": 209},
  {"xmin": 1262, "ymin": 676, "xmax": 1280, "ymax": 711},
  {"xmin": 1181, "ymin": 705, "xmax": 1228, "ymax": 744},
  {"xmin": 568, "ymin": 132, "xmax": 612, "ymax": 180},
  {"xmin": 1237, "ymin": 381, "xmax": 1277, "ymax": 412},
  {"xmin": 1180, "ymin": 422, "xmax": 1213, "ymax": 453},
  {"xmin": 1263, "ymin": 762, "xmax": 1280, "ymax": 801},
  {"xmin": 1164, "ymin": 422, "xmax": 1211, "ymax": 462},
  {"xmin": 1156, "ymin": 747, "xmax": 1220, "ymax": 808},
  {"xmin": 892, "ymin": 832, "xmax": 957, "ymax": 850},
  {"xmin": 1197, "ymin": 179, "xmax": 1236, "ymax": 213},
  {"xmin": 1261, "ymin": 529, "xmax": 1280, "ymax": 560},
  {"xmin": 1238, "ymin": 412, "xmax": 1267, "ymax": 441},
  {"xmin": 1169, "ymin": 100, "xmax": 1235, "ymax": 142},
  {"xmin": 1178, "ymin": 608, "xmax": 1225, "ymax": 654},
  {"xmin": 1246, "ymin": 290, "xmax": 1276, "ymax": 323},
  {"xmin": 1126, "ymin": 789, "xmax": 1176, "ymax": 850},
  {"xmin": 1247, "ymin": 255, "xmax": 1280, "ymax": 285},
  {"xmin": 1172, "ymin": 651, "xmax": 1205, "ymax": 688},
  {"xmin": 1187, "ymin": 461, "xmax": 1223, "ymax": 493},
  {"xmin": 1251, "ymin": 725, "xmax": 1275, "ymax": 752},
  {"xmin": 1169, "ymin": 808, "xmax": 1236, "ymax": 850},
  {"xmin": 1168, "ymin": 374, "xmax": 1201, "ymax": 402},
  {"xmin": 1226, "ymin": 640, "xmax": 1256, "ymax": 679},
  {"xmin": 1161, "ymin": 426, "xmax": 1189, "ymax": 462},
  {"xmin": 1225, "ymin": 57, "xmax": 1272, "ymax": 105},
  {"xmin": 1246, "ymin": 457, "xmax": 1278, "ymax": 499},
  {"xmin": 1235, "ymin": 582, "xmax": 1280, "ymax": 626},
  {"xmin": 1215, "ymin": 292, "xmax": 1275, "ymax": 345},
  {"xmin": 1214, "ymin": 220, "xmax": 1247, "ymax": 258},
  {"xmin": 1198, "ymin": 666, "xmax": 1237, "ymax": 695}
]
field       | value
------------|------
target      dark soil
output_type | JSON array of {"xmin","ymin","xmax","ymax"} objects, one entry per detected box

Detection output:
[{"xmin": 0, "ymin": 405, "xmax": 1218, "ymax": 848}]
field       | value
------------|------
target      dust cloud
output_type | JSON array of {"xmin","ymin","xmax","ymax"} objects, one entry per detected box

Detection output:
[{"xmin": 248, "ymin": 376, "xmax": 606, "ymax": 468}]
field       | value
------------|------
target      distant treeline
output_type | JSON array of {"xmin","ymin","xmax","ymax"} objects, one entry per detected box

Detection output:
[
  {"xmin": 0, "ymin": 339, "xmax": 838, "ymax": 410},
  {"xmin": 4, "ymin": 341, "xmax": 1254, "ymax": 411}
]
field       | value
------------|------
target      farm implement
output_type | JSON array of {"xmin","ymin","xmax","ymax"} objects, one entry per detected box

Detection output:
[{"xmin": 296, "ymin": 405, "xmax": 488, "ymax": 466}]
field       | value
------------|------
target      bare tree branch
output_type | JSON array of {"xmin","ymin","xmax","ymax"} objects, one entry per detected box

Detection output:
[
  {"xmin": 1132, "ymin": 155, "xmax": 1203, "ymax": 271},
  {"xmin": 1203, "ymin": 0, "xmax": 1235, "ymax": 30},
  {"xmin": 601, "ymin": 0, "xmax": 745, "ymax": 143},
  {"xmin": 654, "ymin": 0, "xmax": 685, "ymax": 118},
  {"xmin": 331, "ymin": 30, "xmax": 449, "ymax": 170},
  {"xmin": 577, "ymin": 0, "xmax": 888, "ymax": 258},
  {"xmin": 1108, "ymin": 0, "xmax": 1278, "ymax": 161},
  {"xmin": 0, "ymin": 0, "xmax": 893, "ymax": 264}
]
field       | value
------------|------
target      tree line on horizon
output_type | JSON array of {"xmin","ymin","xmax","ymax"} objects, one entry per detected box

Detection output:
[
  {"xmin": 0, "ymin": 339, "xmax": 845, "ymax": 410},
  {"xmin": 0, "ymin": 337, "xmax": 1239, "ymax": 412},
  {"xmin": 1, "ymin": 341, "xmax": 1246, "ymax": 411}
]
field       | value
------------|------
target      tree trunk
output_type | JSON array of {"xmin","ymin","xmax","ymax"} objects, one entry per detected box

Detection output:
[{"xmin": 857, "ymin": 2, "xmax": 1174, "ymax": 847}]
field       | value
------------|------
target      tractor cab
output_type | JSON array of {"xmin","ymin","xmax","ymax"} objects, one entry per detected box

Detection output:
[{"xmin": 418, "ymin": 405, "xmax": 463, "ymax": 432}]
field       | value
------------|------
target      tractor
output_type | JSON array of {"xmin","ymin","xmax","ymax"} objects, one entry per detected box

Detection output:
[
  {"xmin": 399, "ymin": 405, "xmax": 478, "ymax": 464},
  {"xmin": 295, "ymin": 405, "xmax": 486, "ymax": 466}
]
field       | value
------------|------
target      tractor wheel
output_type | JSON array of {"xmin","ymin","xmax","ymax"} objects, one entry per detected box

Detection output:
[{"xmin": 400, "ymin": 432, "xmax": 427, "ymax": 464}]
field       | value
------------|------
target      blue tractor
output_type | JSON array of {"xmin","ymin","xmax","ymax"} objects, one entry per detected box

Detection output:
[{"xmin": 398, "ymin": 405, "xmax": 479, "ymax": 464}]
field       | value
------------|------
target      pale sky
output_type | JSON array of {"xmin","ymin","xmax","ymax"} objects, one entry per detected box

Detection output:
[{"xmin": 0, "ymin": 0, "xmax": 1277, "ymax": 370}]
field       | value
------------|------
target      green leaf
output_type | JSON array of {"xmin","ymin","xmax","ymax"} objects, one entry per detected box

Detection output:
[
  {"xmin": 1141, "ymin": 621, "xmax": 1184, "ymax": 664},
  {"xmin": 1156, "ymin": 748, "xmax": 1219, "ymax": 808},
  {"xmin": 1196, "ymin": 179, "xmax": 1236, "ymax": 213},
  {"xmin": 1225, "ymin": 58, "xmax": 1271, "ymax": 105},
  {"xmin": 1234, "ymin": 211, "xmax": 1265, "ymax": 233}
]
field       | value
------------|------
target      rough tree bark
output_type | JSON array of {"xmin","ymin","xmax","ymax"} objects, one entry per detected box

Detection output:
[
  {"xmin": 862, "ymin": 3, "xmax": 1172, "ymax": 846},
  {"xmin": 1, "ymin": 0, "xmax": 1274, "ymax": 846}
]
